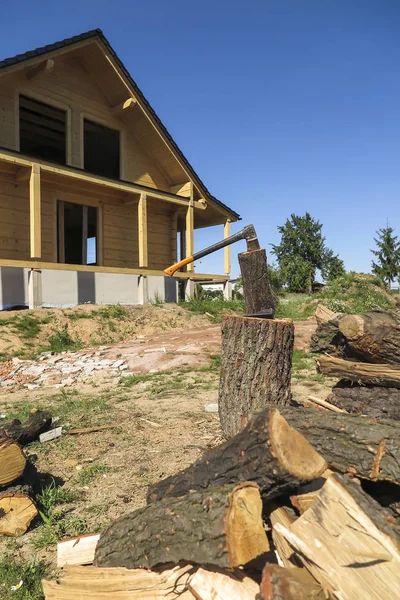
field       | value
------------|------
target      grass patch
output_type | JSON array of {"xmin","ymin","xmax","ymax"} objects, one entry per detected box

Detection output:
[
  {"xmin": 76, "ymin": 464, "xmax": 111, "ymax": 485},
  {"xmin": 37, "ymin": 480, "xmax": 76, "ymax": 523},
  {"xmin": 46, "ymin": 325, "xmax": 82, "ymax": 353},
  {"xmin": 292, "ymin": 348, "xmax": 313, "ymax": 372},
  {"xmin": 0, "ymin": 554, "xmax": 50, "ymax": 600},
  {"xmin": 198, "ymin": 354, "xmax": 221, "ymax": 372},
  {"xmin": 275, "ymin": 294, "xmax": 315, "ymax": 321},
  {"xmin": 33, "ymin": 513, "xmax": 88, "ymax": 549},
  {"xmin": 180, "ymin": 298, "xmax": 244, "ymax": 323},
  {"xmin": 96, "ymin": 304, "xmax": 129, "ymax": 320}
]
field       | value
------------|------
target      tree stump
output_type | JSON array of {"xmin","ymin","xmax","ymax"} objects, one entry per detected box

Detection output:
[{"xmin": 218, "ymin": 316, "xmax": 294, "ymax": 438}]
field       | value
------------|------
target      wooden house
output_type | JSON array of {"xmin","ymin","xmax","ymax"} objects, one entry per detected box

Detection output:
[{"xmin": 0, "ymin": 29, "xmax": 239, "ymax": 309}]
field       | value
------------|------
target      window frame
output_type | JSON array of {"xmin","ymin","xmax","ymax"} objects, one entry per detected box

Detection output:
[
  {"xmin": 15, "ymin": 90, "xmax": 72, "ymax": 165},
  {"xmin": 79, "ymin": 112, "xmax": 126, "ymax": 180}
]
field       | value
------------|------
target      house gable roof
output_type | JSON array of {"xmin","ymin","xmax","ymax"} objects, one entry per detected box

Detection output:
[{"xmin": 0, "ymin": 29, "xmax": 240, "ymax": 221}]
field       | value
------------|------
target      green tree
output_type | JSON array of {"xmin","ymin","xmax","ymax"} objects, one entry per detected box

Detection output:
[
  {"xmin": 271, "ymin": 213, "xmax": 327, "ymax": 293},
  {"xmin": 321, "ymin": 249, "xmax": 346, "ymax": 282},
  {"xmin": 371, "ymin": 225, "xmax": 400, "ymax": 289}
]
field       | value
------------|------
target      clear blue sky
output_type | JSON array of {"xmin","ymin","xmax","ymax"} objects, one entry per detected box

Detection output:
[{"xmin": 1, "ymin": 1, "xmax": 399, "ymax": 278}]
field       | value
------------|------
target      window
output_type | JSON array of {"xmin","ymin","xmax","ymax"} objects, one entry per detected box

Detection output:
[
  {"xmin": 19, "ymin": 95, "xmax": 66, "ymax": 164},
  {"xmin": 57, "ymin": 201, "xmax": 98, "ymax": 265},
  {"xmin": 84, "ymin": 119, "xmax": 120, "ymax": 179}
]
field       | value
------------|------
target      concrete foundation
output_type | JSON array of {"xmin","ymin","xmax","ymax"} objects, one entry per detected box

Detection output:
[
  {"xmin": 0, "ymin": 267, "xmax": 177, "ymax": 310},
  {"xmin": 223, "ymin": 280, "xmax": 233, "ymax": 301}
]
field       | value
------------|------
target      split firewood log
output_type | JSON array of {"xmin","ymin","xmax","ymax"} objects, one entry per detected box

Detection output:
[
  {"xmin": 269, "ymin": 505, "xmax": 302, "ymax": 568},
  {"xmin": 338, "ymin": 309, "xmax": 400, "ymax": 364},
  {"xmin": 188, "ymin": 567, "xmax": 260, "ymax": 600},
  {"xmin": 95, "ymin": 482, "xmax": 269, "ymax": 570},
  {"xmin": 0, "ymin": 408, "xmax": 52, "ymax": 445},
  {"xmin": 259, "ymin": 564, "xmax": 325, "ymax": 600},
  {"xmin": 274, "ymin": 474, "xmax": 400, "ymax": 600},
  {"xmin": 147, "ymin": 408, "xmax": 327, "ymax": 504},
  {"xmin": 0, "ymin": 438, "xmax": 26, "ymax": 487},
  {"xmin": 314, "ymin": 303, "xmax": 340, "ymax": 325},
  {"xmin": 0, "ymin": 462, "xmax": 38, "ymax": 536},
  {"xmin": 316, "ymin": 354, "xmax": 400, "ymax": 388},
  {"xmin": 42, "ymin": 564, "xmax": 195, "ymax": 599},
  {"xmin": 327, "ymin": 385, "xmax": 400, "ymax": 420},
  {"xmin": 280, "ymin": 406, "xmax": 400, "ymax": 483},
  {"xmin": 219, "ymin": 316, "xmax": 294, "ymax": 438}
]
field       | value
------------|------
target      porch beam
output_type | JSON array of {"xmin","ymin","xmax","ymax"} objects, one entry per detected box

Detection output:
[
  {"xmin": 0, "ymin": 150, "xmax": 206, "ymax": 209},
  {"xmin": 26, "ymin": 59, "xmax": 54, "ymax": 80},
  {"xmin": 29, "ymin": 164, "xmax": 41, "ymax": 259},
  {"xmin": 138, "ymin": 192, "xmax": 148, "ymax": 268},
  {"xmin": 224, "ymin": 218, "xmax": 231, "ymax": 275},
  {"xmin": 111, "ymin": 97, "xmax": 137, "ymax": 115},
  {"xmin": 185, "ymin": 184, "xmax": 195, "ymax": 273}
]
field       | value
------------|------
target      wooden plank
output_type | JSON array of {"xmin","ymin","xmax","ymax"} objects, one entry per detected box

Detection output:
[
  {"xmin": 57, "ymin": 533, "xmax": 100, "ymax": 567},
  {"xmin": 57, "ymin": 201, "xmax": 65, "ymax": 263},
  {"xmin": 97, "ymin": 203, "xmax": 104, "ymax": 266},
  {"xmin": 112, "ymin": 97, "xmax": 137, "ymax": 115},
  {"xmin": 171, "ymin": 211, "xmax": 178, "ymax": 262},
  {"xmin": 188, "ymin": 567, "xmax": 259, "ymax": 599},
  {"xmin": 29, "ymin": 164, "xmax": 41, "ymax": 258},
  {"xmin": 0, "ymin": 257, "xmax": 229, "ymax": 280},
  {"xmin": 138, "ymin": 192, "xmax": 148, "ymax": 267},
  {"xmin": 42, "ymin": 564, "xmax": 195, "ymax": 599},
  {"xmin": 224, "ymin": 218, "xmax": 231, "ymax": 275}
]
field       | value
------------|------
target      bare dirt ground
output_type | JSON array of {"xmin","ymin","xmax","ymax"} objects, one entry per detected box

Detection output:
[{"xmin": 0, "ymin": 308, "xmax": 333, "ymax": 569}]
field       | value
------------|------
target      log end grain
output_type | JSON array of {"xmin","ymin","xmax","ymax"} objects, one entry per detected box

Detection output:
[
  {"xmin": 0, "ymin": 493, "xmax": 38, "ymax": 536},
  {"xmin": 0, "ymin": 439, "xmax": 26, "ymax": 488}
]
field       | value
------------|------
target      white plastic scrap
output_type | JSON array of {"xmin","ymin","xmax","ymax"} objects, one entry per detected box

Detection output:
[{"xmin": 11, "ymin": 580, "xmax": 23, "ymax": 591}]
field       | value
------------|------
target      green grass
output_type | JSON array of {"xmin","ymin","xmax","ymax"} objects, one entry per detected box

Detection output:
[
  {"xmin": 275, "ymin": 294, "xmax": 315, "ymax": 321},
  {"xmin": 46, "ymin": 325, "xmax": 82, "ymax": 353},
  {"xmin": 0, "ymin": 554, "xmax": 50, "ymax": 600},
  {"xmin": 37, "ymin": 480, "xmax": 76, "ymax": 523},
  {"xmin": 179, "ymin": 298, "xmax": 244, "ymax": 323},
  {"xmin": 198, "ymin": 354, "xmax": 221, "ymax": 372},
  {"xmin": 96, "ymin": 304, "xmax": 129, "ymax": 320},
  {"xmin": 76, "ymin": 464, "xmax": 111, "ymax": 485},
  {"xmin": 33, "ymin": 513, "xmax": 88, "ymax": 549},
  {"xmin": 292, "ymin": 348, "xmax": 313, "ymax": 372}
]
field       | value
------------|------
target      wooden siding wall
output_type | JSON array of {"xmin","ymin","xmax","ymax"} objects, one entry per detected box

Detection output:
[
  {"xmin": 0, "ymin": 57, "xmax": 177, "ymax": 269},
  {"xmin": 0, "ymin": 59, "xmax": 171, "ymax": 190}
]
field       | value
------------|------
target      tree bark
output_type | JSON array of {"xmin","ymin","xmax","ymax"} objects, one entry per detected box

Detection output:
[
  {"xmin": 327, "ymin": 385, "xmax": 400, "ymax": 420},
  {"xmin": 218, "ymin": 316, "xmax": 294, "ymax": 438},
  {"xmin": 147, "ymin": 408, "xmax": 327, "ymax": 504},
  {"xmin": 274, "ymin": 474, "xmax": 400, "ymax": 600},
  {"xmin": 281, "ymin": 405, "xmax": 400, "ymax": 483},
  {"xmin": 338, "ymin": 309, "xmax": 400, "ymax": 364},
  {"xmin": 0, "ymin": 408, "xmax": 52, "ymax": 446},
  {"xmin": 309, "ymin": 320, "xmax": 345, "ymax": 354},
  {"xmin": 95, "ymin": 482, "xmax": 269, "ymax": 570},
  {"xmin": 316, "ymin": 354, "xmax": 400, "ymax": 388},
  {"xmin": 0, "ymin": 439, "xmax": 26, "ymax": 488},
  {"xmin": 238, "ymin": 249, "xmax": 277, "ymax": 316},
  {"xmin": 260, "ymin": 564, "xmax": 325, "ymax": 600}
]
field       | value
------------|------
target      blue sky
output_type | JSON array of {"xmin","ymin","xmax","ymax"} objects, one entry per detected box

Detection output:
[{"xmin": 1, "ymin": 1, "xmax": 399, "ymax": 278}]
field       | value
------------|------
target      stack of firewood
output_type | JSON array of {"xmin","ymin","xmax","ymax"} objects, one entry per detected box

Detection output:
[
  {"xmin": 42, "ymin": 403, "xmax": 400, "ymax": 599},
  {"xmin": 0, "ymin": 409, "xmax": 51, "ymax": 536},
  {"xmin": 311, "ymin": 305, "xmax": 400, "ymax": 420}
]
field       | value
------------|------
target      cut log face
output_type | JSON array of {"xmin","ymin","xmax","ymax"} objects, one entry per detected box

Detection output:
[
  {"xmin": 0, "ymin": 439, "xmax": 26, "ymax": 487},
  {"xmin": 0, "ymin": 408, "xmax": 52, "ymax": 445},
  {"xmin": 0, "ymin": 492, "xmax": 38, "ymax": 536},
  {"xmin": 259, "ymin": 564, "xmax": 325, "ymax": 600},
  {"xmin": 274, "ymin": 474, "xmax": 400, "ymax": 600},
  {"xmin": 338, "ymin": 310, "xmax": 400, "ymax": 364},
  {"xmin": 219, "ymin": 316, "xmax": 294, "ymax": 438},
  {"xmin": 95, "ymin": 482, "xmax": 269, "ymax": 570},
  {"xmin": 327, "ymin": 385, "xmax": 400, "ymax": 420},
  {"xmin": 147, "ymin": 408, "xmax": 327, "ymax": 505},
  {"xmin": 57, "ymin": 533, "xmax": 100, "ymax": 567},
  {"xmin": 316, "ymin": 354, "xmax": 400, "ymax": 388},
  {"xmin": 281, "ymin": 406, "xmax": 400, "ymax": 483}
]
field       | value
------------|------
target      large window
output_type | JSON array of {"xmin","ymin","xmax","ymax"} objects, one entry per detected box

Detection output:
[
  {"xmin": 84, "ymin": 119, "xmax": 120, "ymax": 179},
  {"xmin": 19, "ymin": 95, "xmax": 66, "ymax": 164},
  {"xmin": 57, "ymin": 201, "xmax": 98, "ymax": 265}
]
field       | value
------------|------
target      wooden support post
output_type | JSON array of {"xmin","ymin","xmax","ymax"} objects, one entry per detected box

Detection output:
[
  {"xmin": 57, "ymin": 201, "xmax": 65, "ymax": 263},
  {"xmin": 26, "ymin": 58, "xmax": 54, "ymax": 80},
  {"xmin": 224, "ymin": 219, "xmax": 231, "ymax": 275},
  {"xmin": 29, "ymin": 164, "xmax": 41, "ymax": 259},
  {"xmin": 186, "ymin": 184, "xmax": 194, "ymax": 272},
  {"xmin": 170, "ymin": 211, "xmax": 178, "ymax": 263},
  {"xmin": 138, "ymin": 192, "xmax": 148, "ymax": 268}
]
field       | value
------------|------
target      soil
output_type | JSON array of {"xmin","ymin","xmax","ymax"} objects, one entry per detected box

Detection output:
[{"xmin": 0, "ymin": 308, "xmax": 328, "ymax": 568}]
